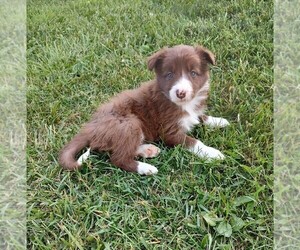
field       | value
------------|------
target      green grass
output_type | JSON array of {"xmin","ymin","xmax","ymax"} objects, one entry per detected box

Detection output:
[
  {"xmin": 0, "ymin": 0, "xmax": 26, "ymax": 249},
  {"xmin": 27, "ymin": 0, "xmax": 273, "ymax": 249},
  {"xmin": 274, "ymin": 0, "xmax": 300, "ymax": 248}
]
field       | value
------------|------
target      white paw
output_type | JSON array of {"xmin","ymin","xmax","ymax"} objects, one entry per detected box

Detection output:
[
  {"xmin": 137, "ymin": 162, "xmax": 158, "ymax": 175},
  {"xmin": 190, "ymin": 141, "xmax": 225, "ymax": 160},
  {"xmin": 201, "ymin": 146, "xmax": 225, "ymax": 160},
  {"xmin": 204, "ymin": 116, "xmax": 230, "ymax": 128},
  {"xmin": 136, "ymin": 144, "xmax": 161, "ymax": 158},
  {"xmin": 77, "ymin": 148, "xmax": 91, "ymax": 166}
]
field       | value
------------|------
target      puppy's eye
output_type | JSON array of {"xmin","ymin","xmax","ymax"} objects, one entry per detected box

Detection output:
[
  {"xmin": 191, "ymin": 71, "xmax": 198, "ymax": 78},
  {"xmin": 166, "ymin": 72, "xmax": 174, "ymax": 80}
]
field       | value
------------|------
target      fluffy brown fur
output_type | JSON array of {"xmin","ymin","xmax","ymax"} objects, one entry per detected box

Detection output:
[{"xmin": 59, "ymin": 45, "xmax": 220, "ymax": 174}]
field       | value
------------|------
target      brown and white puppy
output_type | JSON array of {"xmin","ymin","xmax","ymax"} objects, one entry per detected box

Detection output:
[{"xmin": 59, "ymin": 45, "xmax": 229, "ymax": 175}]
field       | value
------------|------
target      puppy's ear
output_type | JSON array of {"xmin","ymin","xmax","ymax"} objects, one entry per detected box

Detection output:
[
  {"xmin": 147, "ymin": 48, "xmax": 167, "ymax": 71},
  {"xmin": 195, "ymin": 46, "xmax": 216, "ymax": 65}
]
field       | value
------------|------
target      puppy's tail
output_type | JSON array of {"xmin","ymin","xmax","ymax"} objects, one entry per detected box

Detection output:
[{"xmin": 59, "ymin": 132, "xmax": 90, "ymax": 170}]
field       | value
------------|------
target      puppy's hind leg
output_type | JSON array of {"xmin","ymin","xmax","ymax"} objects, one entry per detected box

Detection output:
[
  {"xmin": 109, "ymin": 117, "xmax": 158, "ymax": 175},
  {"xmin": 136, "ymin": 144, "xmax": 161, "ymax": 158},
  {"xmin": 111, "ymin": 156, "xmax": 158, "ymax": 175}
]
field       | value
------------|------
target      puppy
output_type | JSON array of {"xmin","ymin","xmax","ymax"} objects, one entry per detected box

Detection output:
[{"xmin": 59, "ymin": 45, "xmax": 229, "ymax": 175}]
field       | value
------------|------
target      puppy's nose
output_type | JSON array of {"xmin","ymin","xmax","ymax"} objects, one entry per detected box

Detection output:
[{"xmin": 176, "ymin": 89, "xmax": 186, "ymax": 99}]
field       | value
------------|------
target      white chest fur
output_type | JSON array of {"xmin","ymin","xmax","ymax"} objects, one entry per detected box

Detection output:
[
  {"xmin": 180, "ymin": 110, "xmax": 199, "ymax": 132},
  {"xmin": 179, "ymin": 95, "xmax": 206, "ymax": 132}
]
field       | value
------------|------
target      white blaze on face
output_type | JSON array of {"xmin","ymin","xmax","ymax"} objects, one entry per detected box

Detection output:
[{"xmin": 169, "ymin": 75, "xmax": 193, "ymax": 104}]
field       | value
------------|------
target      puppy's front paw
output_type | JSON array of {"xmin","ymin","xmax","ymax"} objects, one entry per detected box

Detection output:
[
  {"xmin": 201, "ymin": 146, "xmax": 225, "ymax": 160},
  {"xmin": 204, "ymin": 116, "xmax": 230, "ymax": 128},
  {"xmin": 216, "ymin": 118, "xmax": 230, "ymax": 128},
  {"xmin": 190, "ymin": 140, "xmax": 225, "ymax": 160},
  {"xmin": 137, "ymin": 162, "xmax": 158, "ymax": 175}
]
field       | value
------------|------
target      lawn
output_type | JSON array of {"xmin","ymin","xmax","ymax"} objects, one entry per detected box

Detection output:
[
  {"xmin": 0, "ymin": 0, "xmax": 26, "ymax": 249},
  {"xmin": 27, "ymin": 0, "xmax": 273, "ymax": 249},
  {"xmin": 274, "ymin": 1, "xmax": 300, "ymax": 248}
]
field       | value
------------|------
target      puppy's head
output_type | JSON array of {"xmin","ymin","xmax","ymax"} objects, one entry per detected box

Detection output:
[{"xmin": 148, "ymin": 45, "xmax": 215, "ymax": 105}]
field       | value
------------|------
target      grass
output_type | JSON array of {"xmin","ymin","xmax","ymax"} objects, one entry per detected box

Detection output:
[
  {"xmin": 274, "ymin": 0, "xmax": 300, "ymax": 248},
  {"xmin": 27, "ymin": 0, "xmax": 273, "ymax": 249},
  {"xmin": 0, "ymin": 0, "xmax": 26, "ymax": 249}
]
